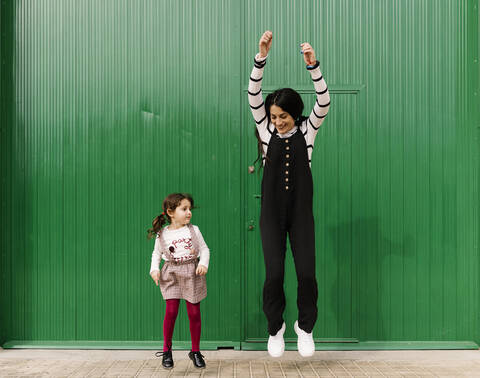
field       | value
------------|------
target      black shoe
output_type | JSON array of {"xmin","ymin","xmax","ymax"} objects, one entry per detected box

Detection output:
[
  {"xmin": 188, "ymin": 351, "xmax": 206, "ymax": 369},
  {"xmin": 155, "ymin": 349, "xmax": 174, "ymax": 369}
]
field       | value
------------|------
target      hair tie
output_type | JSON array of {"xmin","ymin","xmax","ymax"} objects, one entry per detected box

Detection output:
[{"xmin": 161, "ymin": 212, "xmax": 165, "ymax": 216}]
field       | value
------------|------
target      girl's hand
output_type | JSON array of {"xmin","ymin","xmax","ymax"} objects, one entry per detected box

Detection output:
[
  {"xmin": 150, "ymin": 270, "xmax": 160, "ymax": 286},
  {"xmin": 196, "ymin": 264, "xmax": 208, "ymax": 276},
  {"xmin": 300, "ymin": 42, "xmax": 316, "ymax": 66},
  {"xmin": 259, "ymin": 30, "xmax": 273, "ymax": 58}
]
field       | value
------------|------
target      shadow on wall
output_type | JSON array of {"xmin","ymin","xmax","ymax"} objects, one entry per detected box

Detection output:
[{"xmin": 327, "ymin": 212, "xmax": 415, "ymax": 342}]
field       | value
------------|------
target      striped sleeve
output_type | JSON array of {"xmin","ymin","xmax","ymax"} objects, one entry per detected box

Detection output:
[
  {"xmin": 306, "ymin": 61, "xmax": 330, "ymax": 139},
  {"xmin": 248, "ymin": 54, "xmax": 268, "ymax": 132}
]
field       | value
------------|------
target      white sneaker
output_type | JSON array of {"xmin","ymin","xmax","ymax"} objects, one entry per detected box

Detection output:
[
  {"xmin": 294, "ymin": 321, "xmax": 315, "ymax": 357},
  {"xmin": 267, "ymin": 322, "xmax": 286, "ymax": 357}
]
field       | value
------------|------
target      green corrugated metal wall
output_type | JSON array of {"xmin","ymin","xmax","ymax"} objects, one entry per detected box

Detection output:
[{"xmin": 1, "ymin": 0, "xmax": 479, "ymax": 349}]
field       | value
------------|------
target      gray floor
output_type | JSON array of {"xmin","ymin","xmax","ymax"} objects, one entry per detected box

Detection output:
[{"xmin": 1, "ymin": 348, "xmax": 480, "ymax": 377}]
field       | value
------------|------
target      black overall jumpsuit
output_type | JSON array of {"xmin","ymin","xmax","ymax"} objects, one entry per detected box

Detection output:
[
  {"xmin": 260, "ymin": 128, "xmax": 318, "ymax": 335},
  {"xmin": 248, "ymin": 54, "xmax": 330, "ymax": 337}
]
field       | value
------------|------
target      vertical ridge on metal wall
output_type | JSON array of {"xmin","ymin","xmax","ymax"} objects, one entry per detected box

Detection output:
[{"xmin": 0, "ymin": 0, "xmax": 15, "ymax": 345}]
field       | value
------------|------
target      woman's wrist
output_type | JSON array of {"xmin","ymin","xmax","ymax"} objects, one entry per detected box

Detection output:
[
  {"xmin": 255, "ymin": 53, "xmax": 268, "ymax": 61},
  {"xmin": 306, "ymin": 60, "xmax": 320, "ymax": 70},
  {"xmin": 254, "ymin": 54, "xmax": 267, "ymax": 69}
]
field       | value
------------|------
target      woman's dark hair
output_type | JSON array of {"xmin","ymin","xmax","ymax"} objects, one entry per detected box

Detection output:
[
  {"xmin": 265, "ymin": 88, "xmax": 306, "ymax": 124},
  {"xmin": 147, "ymin": 193, "xmax": 194, "ymax": 239},
  {"xmin": 254, "ymin": 88, "xmax": 308, "ymax": 167}
]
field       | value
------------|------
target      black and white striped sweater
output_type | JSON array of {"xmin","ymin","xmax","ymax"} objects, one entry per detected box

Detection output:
[{"xmin": 248, "ymin": 54, "xmax": 331, "ymax": 166}]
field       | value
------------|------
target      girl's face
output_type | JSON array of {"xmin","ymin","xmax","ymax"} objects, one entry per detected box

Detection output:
[
  {"xmin": 270, "ymin": 104, "xmax": 295, "ymax": 134},
  {"xmin": 167, "ymin": 198, "xmax": 192, "ymax": 228}
]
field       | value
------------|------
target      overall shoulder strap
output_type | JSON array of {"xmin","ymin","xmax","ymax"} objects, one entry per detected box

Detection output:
[{"xmin": 187, "ymin": 224, "xmax": 200, "ymax": 257}]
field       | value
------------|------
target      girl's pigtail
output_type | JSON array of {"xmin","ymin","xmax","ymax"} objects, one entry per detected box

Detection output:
[{"xmin": 147, "ymin": 212, "xmax": 168, "ymax": 239}]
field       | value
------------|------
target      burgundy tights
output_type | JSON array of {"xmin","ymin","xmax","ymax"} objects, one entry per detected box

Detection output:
[{"xmin": 163, "ymin": 299, "xmax": 201, "ymax": 352}]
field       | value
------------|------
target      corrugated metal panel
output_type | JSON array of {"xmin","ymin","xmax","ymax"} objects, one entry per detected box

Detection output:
[
  {"xmin": 0, "ymin": 0, "xmax": 16, "ymax": 346},
  {"xmin": 0, "ymin": 0, "xmax": 479, "ymax": 348},
  {"xmin": 243, "ymin": 0, "xmax": 480, "ymax": 344},
  {"xmin": 2, "ymin": 0, "xmax": 242, "ymax": 345}
]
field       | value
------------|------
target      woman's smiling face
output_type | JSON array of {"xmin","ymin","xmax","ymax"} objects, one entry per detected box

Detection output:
[{"xmin": 269, "ymin": 104, "xmax": 295, "ymax": 134}]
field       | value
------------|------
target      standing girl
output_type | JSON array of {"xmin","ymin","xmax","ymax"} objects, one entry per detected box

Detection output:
[
  {"xmin": 248, "ymin": 31, "xmax": 330, "ymax": 357},
  {"xmin": 148, "ymin": 193, "xmax": 210, "ymax": 369}
]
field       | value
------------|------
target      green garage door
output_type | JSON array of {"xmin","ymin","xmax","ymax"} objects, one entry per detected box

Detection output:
[
  {"xmin": 0, "ymin": 0, "xmax": 244, "ymax": 349},
  {"xmin": 241, "ymin": 0, "xmax": 480, "ymax": 349},
  {"xmin": 243, "ymin": 87, "xmax": 365, "ymax": 348}
]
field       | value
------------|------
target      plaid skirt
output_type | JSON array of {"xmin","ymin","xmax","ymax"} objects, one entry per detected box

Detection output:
[{"xmin": 159, "ymin": 258, "xmax": 207, "ymax": 303}]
